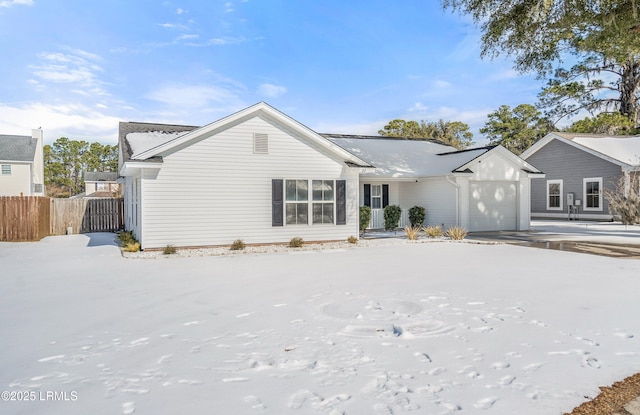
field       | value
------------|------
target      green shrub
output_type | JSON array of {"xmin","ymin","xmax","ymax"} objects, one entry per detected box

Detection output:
[
  {"xmin": 383, "ymin": 205, "xmax": 402, "ymax": 231},
  {"xmin": 117, "ymin": 231, "xmax": 135, "ymax": 245},
  {"xmin": 289, "ymin": 237, "xmax": 304, "ymax": 248},
  {"xmin": 163, "ymin": 245, "xmax": 177, "ymax": 255},
  {"xmin": 424, "ymin": 225, "xmax": 443, "ymax": 238},
  {"xmin": 359, "ymin": 205, "xmax": 371, "ymax": 233},
  {"xmin": 445, "ymin": 226, "xmax": 468, "ymax": 240},
  {"xmin": 230, "ymin": 239, "xmax": 246, "ymax": 251},
  {"xmin": 347, "ymin": 235, "xmax": 358, "ymax": 244},
  {"xmin": 408, "ymin": 206, "xmax": 426, "ymax": 227},
  {"xmin": 404, "ymin": 225, "xmax": 422, "ymax": 240}
]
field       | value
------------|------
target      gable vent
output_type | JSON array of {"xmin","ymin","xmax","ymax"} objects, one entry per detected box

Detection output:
[{"xmin": 253, "ymin": 133, "xmax": 268, "ymax": 154}]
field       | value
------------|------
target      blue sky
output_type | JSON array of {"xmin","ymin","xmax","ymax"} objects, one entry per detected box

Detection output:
[{"xmin": 0, "ymin": 0, "xmax": 546, "ymax": 146}]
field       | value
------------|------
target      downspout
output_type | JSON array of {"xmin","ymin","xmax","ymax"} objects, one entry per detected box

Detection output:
[{"xmin": 446, "ymin": 175, "xmax": 460, "ymax": 227}]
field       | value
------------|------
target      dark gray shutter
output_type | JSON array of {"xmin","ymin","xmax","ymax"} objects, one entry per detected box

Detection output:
[
  {"xmin": 336, "ymin": 180, "xmax": 346, "ymax": 225},
  {"xmin": 382, "ymin": 184, "xmax": 389, "ymax": 208},
  {"xmin": 272, "ymin": 179, "xmax": 283, "ymax": 226},
  {"xmin": 363, "ymin": 184, "xmax": 371, "ymax": 207}
]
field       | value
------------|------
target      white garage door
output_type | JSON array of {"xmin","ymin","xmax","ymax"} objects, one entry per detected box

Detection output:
[{"xmin": 469, "ymin": 182, "xmax": 517, "ymax": 232}]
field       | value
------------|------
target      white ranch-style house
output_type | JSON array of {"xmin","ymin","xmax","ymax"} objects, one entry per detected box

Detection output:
[{"xmin": 118, "ymin": 102, "xmax": 543, "ymax": 250}]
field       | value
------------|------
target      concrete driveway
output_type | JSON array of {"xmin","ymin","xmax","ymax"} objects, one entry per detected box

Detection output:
[{"xmin": 468, "ymin": 220, "xmax": 640, "ymax": 258}]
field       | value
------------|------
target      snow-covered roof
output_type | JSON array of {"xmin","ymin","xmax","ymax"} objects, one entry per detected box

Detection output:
[
  {"xmin": 126, "ymin": 131, "xmax": 187, "ymax": 158},
  {"xmin": 323, "ymin": 135, "xmax": 492, "ymax": 178},
  {"xmin": 571, "ymin": 136, "xmax": 640, "ymax": 166}
]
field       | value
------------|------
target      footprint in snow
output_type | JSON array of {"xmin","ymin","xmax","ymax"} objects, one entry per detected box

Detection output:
[
  {"xmin": 243, "ymin": 395, "xmax": 266, "ymax": 410},
  {"xmin": 122, "ymin": 402, "xmax": 135, "ymax": 414},
  {"xmin": 474, "ymin": 397, "xmax": 498, "ymax": 409},
  {"xmin": 373, "ymin": 403, "xmax": 394, "ymax": 415},
  {"xmin": 614, "ymin": 332, "xmax": 634, "ymax": 339},
  {"xmin": 584, "ymin": 357, "xmax": 601, "ymax": 369},
  {"xmin": 287, "ymin": 389, "xmax": 321, "ymax": 409},
  {"xmin": 498, "ymin": 375, "xmax": 516, "ymax": 386}
]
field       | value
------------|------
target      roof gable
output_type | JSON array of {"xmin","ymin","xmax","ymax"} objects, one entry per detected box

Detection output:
[
  {"xmin": 324, "ymin": 136, "xmax": 535, "ymax": 178},
  {"xmin": 0, "ymin": 134, "xmax": 37, "ymax": 162},
  {"xmin": 121, "ymin": 102, "xmax": 371, "ymax": 169},
  {"xmin": 521, "ymin": 132, "xmax": 640, "ymax": 167}
]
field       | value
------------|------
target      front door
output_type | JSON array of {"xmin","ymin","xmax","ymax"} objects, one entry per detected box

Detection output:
[{"xmin": 363, "ymin": 183, "xmax": 388, "ymax": 229}]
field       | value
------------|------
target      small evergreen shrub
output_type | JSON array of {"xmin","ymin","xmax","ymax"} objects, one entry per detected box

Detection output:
[
  {"xmin": 446, "ymin": 226, "xmax": 468, "ymax": 240},
  {"xmin": 383, "ymin": 205, "xmax": 402, "ymax": 231},
  {"xmin": 408, "ymin": 206, "xmax": 426, "ymax": 227},
  {"xmin": 424, "ymin": 225, "xmax": 443, "ymax": 238},
  {"xmin": 359, "ymin": 205, "xmax": 371, "ymax": 233},
  {"xmin": 230, "ymin": 239, "xmax": 246, "ymax": 250},
  {"xmin": 347, "ymin": 235, "xmax": 358, "ymax": 244},
  {"xmin": 404, "ymin": 225, "xmax": 422, "ymax": 240},
  {"xmin": 117, "ymin": 231, "xmax": 135, "ymax": 245},
  {"xmin": 163, "ymin": 245, "xmax": 177, "ymax": 255},
  {"xmin": 289, "ymin": 237, "xmax": 304, "ymax": 248}
]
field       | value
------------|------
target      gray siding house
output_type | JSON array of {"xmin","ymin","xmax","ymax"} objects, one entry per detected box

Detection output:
[{"xmin": 521, "ymin": 132, "xmax": 640, "ymax": 220}]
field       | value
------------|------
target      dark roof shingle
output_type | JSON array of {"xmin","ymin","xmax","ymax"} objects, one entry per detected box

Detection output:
[{"xmin": 0, "ymin": 134, "xmax": 37, "ymax": 162}]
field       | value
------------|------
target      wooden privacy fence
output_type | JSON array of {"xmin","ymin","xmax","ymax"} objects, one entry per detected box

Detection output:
[
  {"xmin": 0, "ymin": 196, "xmax": 50, "ymax": 242},
  {"xmin": 51, "ymin": 198, "xmax": 124, "ymax": 235},
  {"xmin": 0, "ymin": 196, "xmax": 124, "ymax": 241}
]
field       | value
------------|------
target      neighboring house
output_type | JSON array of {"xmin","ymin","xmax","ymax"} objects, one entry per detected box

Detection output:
[
  {"xmin": 0, "ymin": 129, "xmax": 45, "ymax": 196},
  {"xmin": 118, "ymin": 102, "xmax": 544, "ymax": 250},
  {"xmin": 521, "ymin": 132, "xmax": 640, "ymax": 220},
  {"xmin": 83, "ymin": 172, "xmax": 120, "ymax": 197}
]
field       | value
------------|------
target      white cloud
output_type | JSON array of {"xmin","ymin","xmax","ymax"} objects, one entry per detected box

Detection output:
[
  {"xmin": 147, "ymin": 84, "xmax": 244, "ymax": 111},
  {"xmin": 0, "ymin": 102, "xmax": 120, "ymax": 144},
  {"xmin": 225, "ymin": 1, "xmax": 234, "ymax": 12},
  {"xmin": 176, "ymin": 8, "xmax": 186, "ymax": 15},
  {"xmin": 257, "ymin": 83, "xmax": 287, "ymax": 98},
  {"xmin": 0, "ymin": 0, "xmax": 33, "ymax": 7},
  {"xmin": 29, "ymin": 50, "xmax": 105, "ymax": 92}
]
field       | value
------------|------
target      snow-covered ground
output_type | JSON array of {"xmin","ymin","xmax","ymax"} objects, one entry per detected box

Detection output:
[{"xmin": 1, "ymin": 233, "xmax": 639, "ymax": 415}]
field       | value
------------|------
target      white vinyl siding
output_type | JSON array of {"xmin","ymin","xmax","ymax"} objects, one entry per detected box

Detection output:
[
  {"xmin": 397, "ymin": 179, "xmax": 457, "ymax": 229},
  {"xmin": 547, "ymin": 180, "xmax": 563, "ymax": 210},
  {"xmin": 137, "ymin": 116, "xmax": 358, "ymax": 248},
  {"xmin": 583, "ymin": 177, "xmax": 603, "ymax": 211},
  {"xmin": 0, "ymin": 162, "xmax": 32, "ymax": 196}
]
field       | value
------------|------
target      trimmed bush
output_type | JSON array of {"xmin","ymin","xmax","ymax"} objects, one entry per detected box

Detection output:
[
  {"xmin": 423, "ymin": 225, "xmax": 443, "ymax": 238},
  {"xmin": 359, "ymin": 205, "xmax": 371, "ymax": 233},
  {"xmin": 445, "ymin": 226, "xmax": 468, "ymax": 240},
  {"xmin": 230, "ymin": 239, "xmax": 246, "ymax": 250},
  {"xmin": 404, "ymin": 225, "xmax": 422, "ymax": 240},
  {"xmin": 408, "ymin": 206, "xmax": 426, "ymax": 227},
  {"xmin": 163, "ymin": 245, "xmax": 177, "ymax": 255},
  {"xmin": 289, "ymin": 237, "xmax": 304, "ymax": 248},
  {"xmin": 383, "ymin": 205, "xmax": 402, "ymax": 231},
  {"xmin": 347, "ymin": 235, "xmax": 358, "ymax": 244}
]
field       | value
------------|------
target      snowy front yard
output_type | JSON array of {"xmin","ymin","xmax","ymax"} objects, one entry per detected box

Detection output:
[{"xmin": 1, "ymin": 234, "xmax": 639, "ymax": 415}]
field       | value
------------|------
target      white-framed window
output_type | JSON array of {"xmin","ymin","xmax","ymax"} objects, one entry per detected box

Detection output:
[
  {"xmin": 285, "ymin": 179, "xmax": 309, "ymax": 225},
  {"xmin": 546, "ymin": 180, "xmax": 563, "ymax": 210},
  {"xmin": 284, "ymin": 179, "xmax": 337, "ymax": 225},
  {"xmin": 312, "ymin": 180, "xmax": 334, "ymax": 224},
  {"xmin": 97, "ymin": 182, "xmax": 109, "ymax": 191},
  {"xmin": 1, "ymin": 164, "xmax": 11, "ymax": 175},
  {"xmin": 371, "ymin": 184, "xmax": 382, "ymax": 209},
  {"xmin": 583, "ymin": 177, "xmax": 603, "ymax": 211}
]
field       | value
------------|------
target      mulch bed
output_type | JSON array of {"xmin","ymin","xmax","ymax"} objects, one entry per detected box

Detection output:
[{"xmin": 566, "ymin": 372, "xmax": 640, "ymax": 415}]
